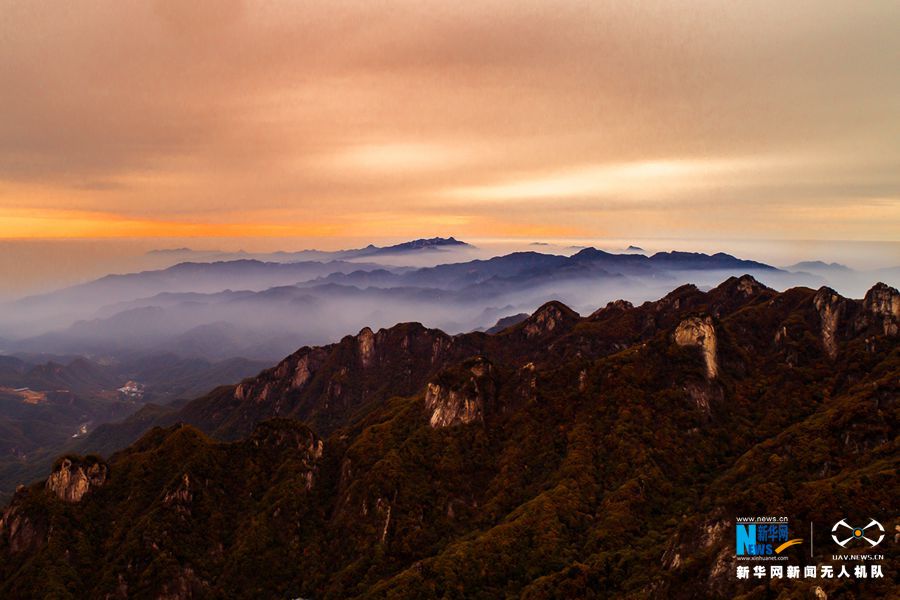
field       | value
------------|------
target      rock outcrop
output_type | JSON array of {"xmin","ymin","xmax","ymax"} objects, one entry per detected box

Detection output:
[
  {"xmin": 358, "ymin": 327, "xmax": 376, "ymax": 367},
  {"xmin": 45, "ymin": 456, "xmax": 108, "ymax": 503},
  {"xmin": 234, "ymin": 346, "xmax": 329, "ymax": 403},
  {"xmin": 863, "ymin": 282, "xmax": 900, "ymax": 336},
  {"xmin": 425, "ymin": 357, "xmax": 496, "ymax": 428},
  {"xmin": 675, "ymin": 316, "xmax": 718, "ymax": 379},
  {"xmin": 813, "ymin": 287, "xmax": 846, "ymax": 358}
]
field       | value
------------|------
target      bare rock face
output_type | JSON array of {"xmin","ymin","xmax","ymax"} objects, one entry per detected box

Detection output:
[
  {"xmin": 813, "ymin": 287, "xmax": 846, "ymax": 359},
  {"xmin": 45, "ymin": 456, "xmax": 108, "ymax": 503},
  {"xmin": 358, "ymin": 327, "xmax": 376, "ymax": 367},
  {"xmin": 233, "ymin": 346, "xmax": 328, "ymax": 403},
  {"xmin": 863, "ymin": 282, "xmax": 900, "ymax": 336},
  {"xmin": 674, "ymin": 316, "xmax": 718, "ymax": 379},
  {"xmin": 425, "ymin": 357, "xmax": 496, "ymax": 428},
  {"xmin": 288, "ymin": 354, "xmax": 314, "ymax": 389}
]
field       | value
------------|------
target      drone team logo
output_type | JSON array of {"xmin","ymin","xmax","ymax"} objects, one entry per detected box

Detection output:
[{"xmin": 831, "ymin": 519, "xmax": 884, "ymax": 548}]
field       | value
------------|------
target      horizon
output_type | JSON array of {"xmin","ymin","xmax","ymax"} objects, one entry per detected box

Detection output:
[{"xmin": 2, "ymin": 235, "xmax": 899, "ymax": 302}]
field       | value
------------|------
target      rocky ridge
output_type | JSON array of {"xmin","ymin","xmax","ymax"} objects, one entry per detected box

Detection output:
[{"xmin": 0, "ymin": 277, "xmax": 896, "ymax": 599}]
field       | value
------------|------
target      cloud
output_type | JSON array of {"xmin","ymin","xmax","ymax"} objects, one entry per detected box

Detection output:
[
  {"xmin": 441, "ymin": 158, "xmax": 770, "ymax": 202},
  {"xmin": 0, "ymin": 1, "xmax": 898, "ymax": 241}
]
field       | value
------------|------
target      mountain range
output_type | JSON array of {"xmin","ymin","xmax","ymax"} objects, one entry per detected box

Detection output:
[
  {"xmin": 2, "ymin": 244, "xmax": 838, "ymax": 362},
  {"xmin": 145, "ymin": 236, "xmax": 475, "ymax": 265},
  {"xmin": 1, "ymin": 276, "xmax": 896, "ymax": 599}
]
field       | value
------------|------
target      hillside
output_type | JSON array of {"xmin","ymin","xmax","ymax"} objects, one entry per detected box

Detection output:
[{"xmin": 0, "ymin": 276, "xmax": 897, "ymax": 599}]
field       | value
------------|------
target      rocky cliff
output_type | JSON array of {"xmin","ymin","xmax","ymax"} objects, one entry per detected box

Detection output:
[
  {"xmin": 44, "ymin": 456, "xmax": 108, "ymax": 503},
  {"xmin": 425, "ymin": 357, "xmax": 497, "ymax": 427},
  {"xmin": 674, "ymin": 315, "xmax": 718, "ymax": 379}
]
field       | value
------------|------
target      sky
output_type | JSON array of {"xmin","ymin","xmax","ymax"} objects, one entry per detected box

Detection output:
[{"xmin": 1, "ymin": 1, "xmax": 899, "ymax": 246}]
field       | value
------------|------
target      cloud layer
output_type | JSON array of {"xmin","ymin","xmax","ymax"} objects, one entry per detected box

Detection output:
[{"xmin": 2, "ymin": 0, "xmax": 899, "ymax": 240}]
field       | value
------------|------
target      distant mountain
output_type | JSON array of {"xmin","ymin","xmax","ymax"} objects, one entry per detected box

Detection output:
[
  {"xmin": 1, "ymin": 259, "xmax": 394, "ymax": 338},
  {"xmin": 312, "ymin": 248, "xmax": 804, "ymax": 302},
  {"xmin": 2, "ymin": 239, "xmax": 476, "ymax": 340},
  {"xmin": 782, "ymin": 262, "xmax": 900, "ymax": 298},
  {"xmin": 1, "ymin": 277, "xmax": 896, "ymax": 598},
  {"xmin": 7, "ymin": 248, "xmax": 827, "ymax": 362},
  {"xmin": 147, "ymin": 247, "xmax": 206, "ymax": 255},
  {"xmin": 484, "ymin": 313, "xmax": 529, "ymax": 334},
  {"xmin": 785, "ymin": 260, "xmax": 852, "ymax": 273},
  {"xmin": 144, "ymin": 237, "xmax": 474, "ymax": 265},
  {"xmin": 644, "ymin": 249, "xmax": 776, "ymax": 270},
  {"xmin": 363, "ymin": 236, "xmax": 472, "ymax": 255},
  {"xmin": 16, "ymin": 258, "xmax": 390, "ymax": 307}
]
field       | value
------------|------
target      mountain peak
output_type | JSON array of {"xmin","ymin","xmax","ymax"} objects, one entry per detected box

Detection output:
[
  {"xmin": 648, "ymin": 251, "xmax": 776, "ymax": 271},
  {"xmin": 375, "ymin": 237, "xmax": 471, "ymax": 254},
  {"xmin": 712, "ymin": 274, "xmax": 770, "ymax": 298},
  {"xmin": 865, "ymin": 281, "xmax": 899, "ymax": 298},
  {"xmin": 520, "ymin": 301, "xmax": 580, "ymax": 338},
  {"xmin": 786, "ymin": 260, "xmax": 851, "ymax": 272},
  {"xmin": 571, "ymin": 247, "xmax": 613, "ymax": 260},
  {"xmin": 588, "ymin": 299, "xmax": 635, "ymax": 320}
]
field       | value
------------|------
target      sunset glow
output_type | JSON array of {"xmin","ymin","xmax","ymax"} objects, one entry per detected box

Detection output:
[{"xmin": 1, "ymin": 1, "xmax": 898, "ymax": 243}]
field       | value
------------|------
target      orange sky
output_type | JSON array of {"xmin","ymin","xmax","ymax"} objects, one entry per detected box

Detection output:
[{"xmin": 1, "ymin": 1, "xmax": 899, "ymax": 242}]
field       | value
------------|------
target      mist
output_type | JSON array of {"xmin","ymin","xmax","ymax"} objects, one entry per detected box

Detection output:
[{"xmin": 2, "ymin": 238, "xmax": 897, "ymax": 365}]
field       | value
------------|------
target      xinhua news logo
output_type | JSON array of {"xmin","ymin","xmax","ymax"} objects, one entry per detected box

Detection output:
[{"xmin": 736, "ymin": 520, "xmax": 802, "ymax": 557}]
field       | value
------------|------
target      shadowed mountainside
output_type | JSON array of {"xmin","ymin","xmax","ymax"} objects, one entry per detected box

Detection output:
[{"xmin": 0, "ymin": 276, "xmax": 897, "ymax": 599}]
